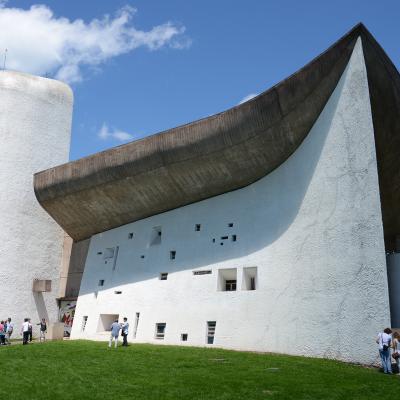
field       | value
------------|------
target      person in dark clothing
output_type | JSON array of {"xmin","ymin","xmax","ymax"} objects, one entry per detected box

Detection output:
[
  {"xmin": 121, "ymin": 317, "xmax": 129, "ymax": 347},
  {"xmin": 28, "ymin": 319, "xmax": 33, "ymax": 342},
  {"xmin": 21, "ymin": 318, "xmax": 30, "ymax": 345}
]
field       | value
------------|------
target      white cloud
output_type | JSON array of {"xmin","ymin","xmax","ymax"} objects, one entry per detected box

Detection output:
[
  {"xmin": 238, "ymin": 93, "xmax": 258, "ymax": 105},
  {"xmin": 98, "ymin": 123, "xmax": 134, "ymax": 142},
  {"xmin": 0, "ymin": 4, "xmax": 190, "ymax": 83}
]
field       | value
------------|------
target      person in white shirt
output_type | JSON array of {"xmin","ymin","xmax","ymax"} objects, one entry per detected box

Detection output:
[
  {"xmin": 121, "ymin": 317, "xmax": 129, "ymax": 347},
  {"xmin": 376, "ymin": 327, "xmax": 392, "ymax": 374},
  {"xmin": 108, "ymin": 319, "xmax": 121, "ymax": 348},
  {"xmin": 21, "ymin": 318, "xmax": 30, "ymax": 345},
  {"xmin": 5, "ymin": 317, "xmax": 13, "ymax": 345}
]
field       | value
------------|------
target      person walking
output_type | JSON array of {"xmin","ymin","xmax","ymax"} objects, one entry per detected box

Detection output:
[
  {"xmin": 21, "ymin": 318, "xmax": 30, "ymax": 345},
  {"xmin": 121, "ymin": 317, "xmax": 129, "ymax": 347},
  {"xmin": 36, "ymin": 318, "xmax": 47, "ymax": 342},
  {"xmin": 5, "ymin": 318, "xmax": 13, "ymax": 345},
  {"xmin": 376, "ymin": 328, "xmax": 392, "ymax": 374},
  {"xmin": 392, "ymin": 331, "xmax": 400, "ymax": 375},
  {"xmin": 108, "ymin": 319, "xmax": 121, "ymax": 348}
]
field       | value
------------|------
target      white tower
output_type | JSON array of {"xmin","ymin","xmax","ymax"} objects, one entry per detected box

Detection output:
[{"xmin": 0, "ymin": 71, "xmax": 72, "ymax": 332}]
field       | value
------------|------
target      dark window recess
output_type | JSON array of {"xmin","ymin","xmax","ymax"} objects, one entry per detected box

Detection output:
[
  {"xmin": 181, "ymin": 333, "xmax": 188, "ymax": 341},
  {"xmin": 151, "ymin": 226, "xmax": 162, "ymax": 245},
  {"xmin": 98, "ymin": 279, "xmax": 105, "ymax": 286},
  {"xmin": 232, "ymin": 235, "xmax": 237, "ymax": 242},
  {"xmin": 170, "ymin": 251, "xmax": 176, "ymax": 260},
  {"xmin": 228, "ymin": 223, "xmax": 234, "ymax": 228},
  {"xmin": 225, "ymin": 280, "xmax": 237, "ymax": 291},
  {"xmin": 212, "ymin": 238, "xmax": 216, "ymax": 243},
  {"xmin": 160, "ymin": 272, "xmax": 168, "ymax": 280},
  {"xmin": 195, "ymin": 224, "xmax": 201, "ymax": 231},
  {"xmin": 114, "ymin": 290, "xmax": 122, "ymax": 294},
  {"xmin": 155, "ymin": 323, "xmax": 166, "ymax": 339},
  {"xmin": 207, "ymin": 321, "xmax": 216, "ymax": 344},
  {"xmin": 97, "ymin": 252, "xmax": 102, "ymax": 255},
  {"xmin": 221, "ymin": 236, "xmax": 229, "ymax": 240},
  {"xmin": 250, "ymin": 277, "xmax": 256, "ymax": 290},
  {"xmin": 81, "ymin": 316, "xmax": 88, "ymax": 332},
  {"xmin": 193, "ymin": 270, "xmax": 212, "ymax": 275},
  {"xmin": 140, "ymin": 255, "xmax": 145, "ymax": 259},
  {"xmin": 220, "ymin": 242, "xmax": 224, "ymax": 246},
  {"xmin": 128, "ymin": 233, "xmax": 134, "ymax": 239}
]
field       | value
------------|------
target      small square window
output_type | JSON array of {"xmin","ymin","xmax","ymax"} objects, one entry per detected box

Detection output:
[
  {"xmin": 140, "ymin": 255, "xmax": 145, "ymax": 259},
  {"xmin": 160, "ymin": 272, "xmax": 168, "ymax": 280},
  {"xmin": 170, "ymin": 251, "xmax": 176, "ymax": 260},
  {"xmin": 195, "ymin": 224, "xmax": 201, "ymax": 231},
  {"xmin": 155, "ymin": 323, "xmax": 166, "ymax": 339},
  {"xmin": 128, "ymin": 233, "xmax": 134, "ymax": 239},
  {"xmin": 98, "ymin": 279, "xmax": 105, "ymax": 286},
  {"xmin": 228, "ymin": 223, "xmax": 234, "ymax": 228},
  {"xmin": 181, "ymin": 333, "xmax": 188, "ymax": 341}
]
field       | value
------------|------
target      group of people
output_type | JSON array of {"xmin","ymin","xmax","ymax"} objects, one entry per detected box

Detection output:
[
  {"xmin": 0, "ymin": 317, "xmax": 47, "ymax": 345},
  {"xmin": 109, "ymin": 317, "xmax": 129, "ymax": 348},
  {"xmin": 377, "ymin": 328, "xmax": 400, "ymax": 374},
  {"xmin": 0, "ymin": 318, "xmax": 14, "ymax": 345}
]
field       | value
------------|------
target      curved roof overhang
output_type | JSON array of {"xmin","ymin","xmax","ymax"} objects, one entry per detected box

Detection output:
[{"xmin": 33, "ymin": 24, "xmax": 400, "ymax": 244}]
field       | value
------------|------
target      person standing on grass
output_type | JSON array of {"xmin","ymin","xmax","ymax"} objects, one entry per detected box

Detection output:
[
  {"xmin": 121, "ymin": 317, "xmax": 129, "ymax": 347},
  {"xmin": 5, "ymin": 318, "xmax": 13, "ymax": 345},
  {"xmin": 392, "ymin": 332, "xmax": 400, "ymax": 375},
  {"xmin": 0, "ymin": 321, "xmax": 5, "ymax": 345},
  {"xmin": 28, "ymin": 319, "xmax": 33, "ymax": 342},
  {"xmin": 21, "ymin": 318, "xmax": 30, "ymax": 345},
  {"xmin": 376, "ymin": 327, "xmax": 392, "ymax": 374},
  {"xmin": 36, "ymin": 318, "xmax": 47, "ymax": 342},
  {"xmin": 108, "ymin": 319, "xmax": 121, "ymax": 348}
]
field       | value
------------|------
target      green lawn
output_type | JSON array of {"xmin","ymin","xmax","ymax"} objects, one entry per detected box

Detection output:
[{"xmin": 0, "ymin": 340, "xmax": 398, "ymax": 399}]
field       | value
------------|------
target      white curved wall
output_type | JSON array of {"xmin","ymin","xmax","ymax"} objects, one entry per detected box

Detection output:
[
  {"xmin": 0, "ymin": 71, "xmax": 72, "ymax": 334},
  {"xmin": 72, "ymin": 38, "xmax": 390, "ymax": 364}
]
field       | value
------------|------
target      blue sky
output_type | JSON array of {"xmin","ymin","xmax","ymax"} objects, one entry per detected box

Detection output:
[{"xmin": 1, "ymin": 0, "xmax": 399, "ymax": 160}]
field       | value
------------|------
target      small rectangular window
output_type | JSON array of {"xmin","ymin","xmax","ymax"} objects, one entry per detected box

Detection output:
[
  {"xmin": 155, "ymin": 323, "xmax": 166, "ymax": 339},
  {"xmin": 193, "ymin": 270, "xmax": 212, "ymax": 275},
  {"xmin": 181, "ymin": 333, "xmax": 188, "ymax": 341},
  {"xmin": 114, "ymin": 290, "xmax": 122, "ymax": 294},
  {"xmin": 195, "ymin": 224, "xmax": 201, "ymax": 231},
  {"xmin": 221, "ymin": 236, "xmax": 229, "ymax": 240},
  {"xmin": 97, "ymin": 251, "xmax": 103, "ymax": 255},
  {"xmin": 170, "ymin": 251, "xmax": 176, "ymax": 260},
  {"xmin": 232, "ymin": 235, "xmax": 237, "ymax": 242},
  {"xmin": 128, "ymin": 233, "xmax": 134, "ymax": 239},
  {"xmin": 81, "ymin": 316, "xmax": 88, "ymax": 332},
  {"xmin": 98, "ymin": 279, "xmax": 105, "ymax": 286},
  {"xmin": 225, "ymin": 280, "xmax": 237, "ymax": 291},
  {"xmin": 228, "ymin": 223, "xmax": 234, "ymax": 228},
  {"xmin": 160, "ymin": 272, "xmax": 168, "ymax": 280},
  {"xmin": 207, "ymin": 321, "xmax": 216, "ymax": 344}
]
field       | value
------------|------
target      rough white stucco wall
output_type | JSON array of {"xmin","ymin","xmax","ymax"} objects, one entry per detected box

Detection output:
[
  {"xmin": 0, "ymin": 71, "xmax": 72, "ymax": 335},
  {"xmin": 72, "ymin": 38, "xmax": 390, "ymax": 364}
]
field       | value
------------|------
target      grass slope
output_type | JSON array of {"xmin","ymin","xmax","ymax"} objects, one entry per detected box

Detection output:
[{"xmin": 0, "ymin": 341, "xmax": 398, "ymax": 399}]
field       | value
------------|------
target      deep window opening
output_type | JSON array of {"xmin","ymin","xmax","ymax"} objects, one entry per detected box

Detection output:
[
  {"xmin": 193, "ymin": 270, "xmax": 212, "ymax": 275},
  {"xmin": 133, "ymin": 312, "xmax": 140, "ymax": 339},
  {"xmin": 150, "ymin": 226, "xmax": 162, "ymax": 246},
  {"xmin": 218, "ymin": 268, "xmax": 237, "ymax": 291},
  {"xmin": 155, "ymin": 323, "xmax": 166, "ymax": 339},
  {"xmin": 81, "ymin": 316, "xmax": 88, "ymax": 332},
  {"xmin": 160, "ymin": 272, "xmax": 168, "ymax": 280},
  {"xmin": 114, "ymin": 290, "xmax": 122, "ymax": 294},
  {"xmin": 228, "ymin": 223, "xmax": 234, "ymax": 228},
  {"xmin": 207, "ymin": 321, "xmax": 216, "ymax": 344},
  {"xmin": 97, "ymin": 314, "xmax": 118, "ymax": 332},
  {"xmin": 195, "ymin": 224, "xmax": 201, "ymax": 231},
  {"xmin": 170, "ymin": 251, "xmax": 176, "ymax": 260},
  {"xmin": 98, "ymin": 279, "xmax": 105, "ymax": 286},
  {"xmin": 128, "ymin": 233, "xmax": 134, "ymax": 239},
  {"xmin": 242, "ymin": 267, "xmax": 257, "ymax": 290},
  {"xmin": 232, "ymin": 235, "xmax": 237, "ymax": 242},
  {"xmin": 181, "ymin": 333, "xmax": 188, "ymax": 341}
]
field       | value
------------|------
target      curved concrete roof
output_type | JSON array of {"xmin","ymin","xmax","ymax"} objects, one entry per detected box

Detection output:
[{"xmin": 33, "ymin": 24, "xmax": 400, "ymax": 243}]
